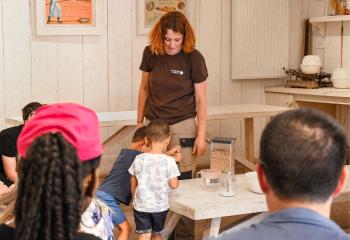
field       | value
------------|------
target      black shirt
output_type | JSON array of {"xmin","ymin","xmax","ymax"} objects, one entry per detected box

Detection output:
[
  {"xmin": 98, "ymin": 149, "xmax": 142, "ymax": 205},
  {"xmin": 0, "ymin": 224, "xmax": 101, "ymax": 240},
  {"xmin": 0, "ymin": 125, "xmax": 23, "ymax": 186}
]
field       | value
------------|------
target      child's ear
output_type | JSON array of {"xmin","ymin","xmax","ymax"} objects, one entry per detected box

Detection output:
[{"xmin": 145, "ymin": 137, "xmax": 149, "ymax": 146}]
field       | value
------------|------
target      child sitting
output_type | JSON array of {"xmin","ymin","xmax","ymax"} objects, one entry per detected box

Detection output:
[{"xmin": 129, "ymin": 119, "xmax": 181, "ymax": 240}]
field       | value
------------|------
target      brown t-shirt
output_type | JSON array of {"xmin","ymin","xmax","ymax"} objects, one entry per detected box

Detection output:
[{"xmin": 139, "ymin": 46, "xmax": 208, "ymax": 125}]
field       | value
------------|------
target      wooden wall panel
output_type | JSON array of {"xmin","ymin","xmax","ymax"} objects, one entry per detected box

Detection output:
[
  {"xmin": 131, "ymin": 0, "xmax": 148, "ymax": 110},
  {"xmin": 220, "ymin": 0, "xmax": 242, "ymax": 156},
  {"xmin": 83, "ymin": 0, "xmax": 108, "ymax": 111},
  {"xmin": 108, "ymin": 0, "xmax": 134, "ymax": 111},
  {"xmin": 324, "ymin": 22, "xmax": 342, "ymax": 72},
  {"xmin": 309, "ymin": 0, "xmax": 326, "ymax": 65},
  {"xmin": 199, "ymin": 0, "xmax": 222, "ymax": 154},
  {"xmin": 289, "ymin": 0, "xmax": 305, "ymax": 68},
  {"xmin": 57, "ymin": 37, "xmax": 84, "ymax": 103},
  {"xmin": 30, "ymin": 2, "xmax": 58, "ymax": 104},
  {"xmin": 31, "ymin": 37, "xmax": 59, "ymax": 104},
  {"xmin": 308, "ymin": 0, "xmax": 326, "ymax": 17},
  {"xmin": 3, "ymin": 0, "xmax": 32, "ymax": 118},
  {"xmin": 342, "ymin": 22, "xmax": 350, "ymax": 68}
]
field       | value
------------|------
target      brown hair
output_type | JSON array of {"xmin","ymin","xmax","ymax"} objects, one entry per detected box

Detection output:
[
  {"xmin": 21, "ymin": 102, "xmax": 43, "ymax": 121},
  {"xmin": 149, "ymin": 11, "xmax": 196, "ymax": 55},
  {"xmin": 146, "ymin": 119, "xmax": 169, "ymax": 143},
  {"xmin": 132, "ymin": 126, "xmax": 147, "ymax": 143}
]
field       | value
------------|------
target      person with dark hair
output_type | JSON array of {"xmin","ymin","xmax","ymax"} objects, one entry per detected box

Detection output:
[
  {"xmin": 96, "ymin": 126, "xmax": 148, "ymax": 240},
  {"xmin": 0, "ymin": 102, "xmax": 43, "ymax": 187},
  {"xmin": 129, "ymin": 119, "xmax": 181, "ymax": 240},
  {"xmin": 137, "ymin": 11, "xmax": 208, "ymax": 179},
  {"xmin": 214, "ymin": 108, "xmax": 350, "ymax": 240},
  {"xmin": 0, "ymin": 103, "xmax": 110, "ymax": 240}
]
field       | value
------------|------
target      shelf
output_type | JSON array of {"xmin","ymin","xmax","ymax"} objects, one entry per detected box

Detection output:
[
  {"xmin": 309, "ymin": 15, "xmax": 350, "ymax": 37},
  {"xmin": 310, "ymin": 15, "xmax": 350, "ymax": 23}
]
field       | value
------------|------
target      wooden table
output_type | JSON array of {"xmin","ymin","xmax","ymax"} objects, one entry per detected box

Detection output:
[
  {"xmin": 163, "ymin": 166, "xmax": 350, "ymax": 240},
  {"xmin": 5, "ymin": 104, "xmax": 289, "ymax": 172}
]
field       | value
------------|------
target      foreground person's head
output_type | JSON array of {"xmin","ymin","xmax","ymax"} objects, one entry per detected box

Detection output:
[
  {"xmin": 258, "ymin": 108, "xmax": 348, "ymax": 213},
  {"xmin": 15, "ymin": 103, "xmax": 103, "ymax": 240}
]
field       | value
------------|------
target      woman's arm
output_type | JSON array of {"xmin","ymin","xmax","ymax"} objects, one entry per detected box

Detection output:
[
  {"xmin": 137, "ymin": 71, "xmax": 150, "ymax": 128},
  {"xmin": 193, "ymin": 81, "xmax": 207, "ymax": 156}
]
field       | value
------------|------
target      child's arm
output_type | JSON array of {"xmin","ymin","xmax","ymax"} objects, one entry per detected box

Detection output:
[
  {"xmin": 130, "ymin": 175, "xmax": 138, "ymax": 197},
  {"xmin": 168, "ymin": 177, "xmax": 179, "ymax": 189},
  {"xmin": 166, "ymin": 146, "xmax": 182, "ymax": 163}
]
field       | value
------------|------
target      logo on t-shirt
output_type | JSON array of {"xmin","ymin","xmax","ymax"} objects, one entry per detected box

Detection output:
[{"xmin": 170, "ymin": 69, "xmax": 184, "ymax": 75}]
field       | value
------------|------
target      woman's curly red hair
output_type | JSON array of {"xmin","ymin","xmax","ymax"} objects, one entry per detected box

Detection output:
[{"xmin": 149, "ymin": 11, "xmax": 196, "ymax": 55}]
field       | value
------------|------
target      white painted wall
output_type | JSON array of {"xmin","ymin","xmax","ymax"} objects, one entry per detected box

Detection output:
[{"xmin": 0, "ymin": 0, "xmax": 309, "ymax": 170}]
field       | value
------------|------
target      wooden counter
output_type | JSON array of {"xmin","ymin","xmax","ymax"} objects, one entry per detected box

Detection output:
[
  {"xmin": 265, "ymin": 87, "xmax": 350, "ymax": 165},
  {"xmin": 265, "ymin": 87, "xmax": 350, "ymax": 105}
]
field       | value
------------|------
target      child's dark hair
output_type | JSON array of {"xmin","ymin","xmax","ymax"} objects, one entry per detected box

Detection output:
[
  {"xmin": 132, "ymin": 126, "xmax": 147, "ymax": 143},
  {"xmin": 146, "ymin": 119, "xmax": 169, "ymax": 143},
  {"xmin": 15, "ymin": 133, "xmax": 100, "ymax": 240}
]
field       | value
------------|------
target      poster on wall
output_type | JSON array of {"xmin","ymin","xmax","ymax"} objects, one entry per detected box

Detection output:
[
  {"xmin": 137, "ymin": 0, "xmax": 196, "ymax": 35},
  {"xmin": 35, "ymin": 0, "xmax": 103, "ymax": 35}
]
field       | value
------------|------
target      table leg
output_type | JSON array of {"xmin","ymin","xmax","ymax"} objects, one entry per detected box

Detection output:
[
  {"xmin": 244, "ymin": 118, "xmax": 254, "ymax": 163},
  {"xmin": 162, "ymin": 212, "xmax": 181, "ymax": 239},
  {"xmin": 202, "ymin": 217, "xmax": 221, "ymax": 240}
]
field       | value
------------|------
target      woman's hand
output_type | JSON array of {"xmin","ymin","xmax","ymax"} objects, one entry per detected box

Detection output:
[{"xmin": 192, "ymin": 135, "xmax": 206, "ymax": 156}]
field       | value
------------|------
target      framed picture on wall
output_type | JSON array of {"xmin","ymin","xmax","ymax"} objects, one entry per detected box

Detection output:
[
  {"xmin": 137, "ymin": 0, "xmax": 196, "ymax": 35},
  {"xmin": 35, "ymin": 0, "xmax": 103, "ymax": 35}
]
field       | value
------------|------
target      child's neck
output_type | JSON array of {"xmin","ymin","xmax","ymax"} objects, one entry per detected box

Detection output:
[
  {"xmin": 128, "ymin": 142, "xmax": 140, "ymax": 151},
  {"xmin": 149, "ymin": 142, "xmax": 167, "ymax": 154}
]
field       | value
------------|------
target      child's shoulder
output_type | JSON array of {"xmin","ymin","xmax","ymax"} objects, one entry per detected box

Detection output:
[{"xmin": 119, "ymin": 149, "xmax": 142, "ymax": 158}]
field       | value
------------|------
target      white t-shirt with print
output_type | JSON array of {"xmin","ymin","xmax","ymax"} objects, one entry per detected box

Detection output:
[{"xmin": 128, "ymin": 153, "xmax": 180, "ymax": 212}]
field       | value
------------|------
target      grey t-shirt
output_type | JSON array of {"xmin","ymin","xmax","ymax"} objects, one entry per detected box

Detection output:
[
  {"xmin": 98, "ymin": 149, "xmax": 142, "ymax": 205},
  {"xmin": 213, "ymin": 208, "xmax": 350, "ymax": 240}
]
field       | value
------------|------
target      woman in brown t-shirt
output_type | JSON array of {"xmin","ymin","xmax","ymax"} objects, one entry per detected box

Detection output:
[{"xmin": 137, "ymin": 11, "xmax": 208, "ymax": 178}]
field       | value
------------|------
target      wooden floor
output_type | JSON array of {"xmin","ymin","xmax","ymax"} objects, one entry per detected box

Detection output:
[{"xmin": 114, "ymin": 160, "xmax": 350, "ymax": 239}]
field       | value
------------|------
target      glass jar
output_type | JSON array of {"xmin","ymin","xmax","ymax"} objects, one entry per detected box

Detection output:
[
  {"xmin": 220, "ymin": 169, "xmax": 236, "ymax": 197},
  {"xmin": 210, "ymin": 137, "xmax": 236, "ymax": 173}
]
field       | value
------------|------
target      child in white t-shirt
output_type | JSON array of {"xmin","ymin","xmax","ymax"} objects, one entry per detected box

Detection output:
[{"xmin": 129, "ymin": 119, "xmax": 180, "ymax": 240}]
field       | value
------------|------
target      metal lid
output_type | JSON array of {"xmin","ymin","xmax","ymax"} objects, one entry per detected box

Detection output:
[
  {"xmin": 211, "ymin": 137, "xmax": 236, "ymax": 144},
  {"xmin": 221, "ymin": 169, "xmax": 233, "ymax": 174}
]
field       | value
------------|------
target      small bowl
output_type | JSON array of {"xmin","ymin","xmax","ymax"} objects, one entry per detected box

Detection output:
[
  {"xmin": 332, "ymin": 68, "xmax": 350, "ymax": 89},
  {"xmin": 301, "ymin": 55, "xmax": 321, "ymax": 66},
  {"xmin": 301, "ymin": 65, "xmax": 321, "ymax": 74},
  {"xmin": 245, "ymin": 171, "xmax": 263, "ymax": 194},
  {"xmin": 332, "ymin": 68, "xmax": 350, "ymax": 80},
  {"xmin": 333, "ymin": 79, "xmax": 350, "ymax": 89}
]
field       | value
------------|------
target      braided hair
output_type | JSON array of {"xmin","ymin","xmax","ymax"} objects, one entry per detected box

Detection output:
[{"xmin": 15, "ymin": 133, "xmax": 100, "ymax": 240}]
